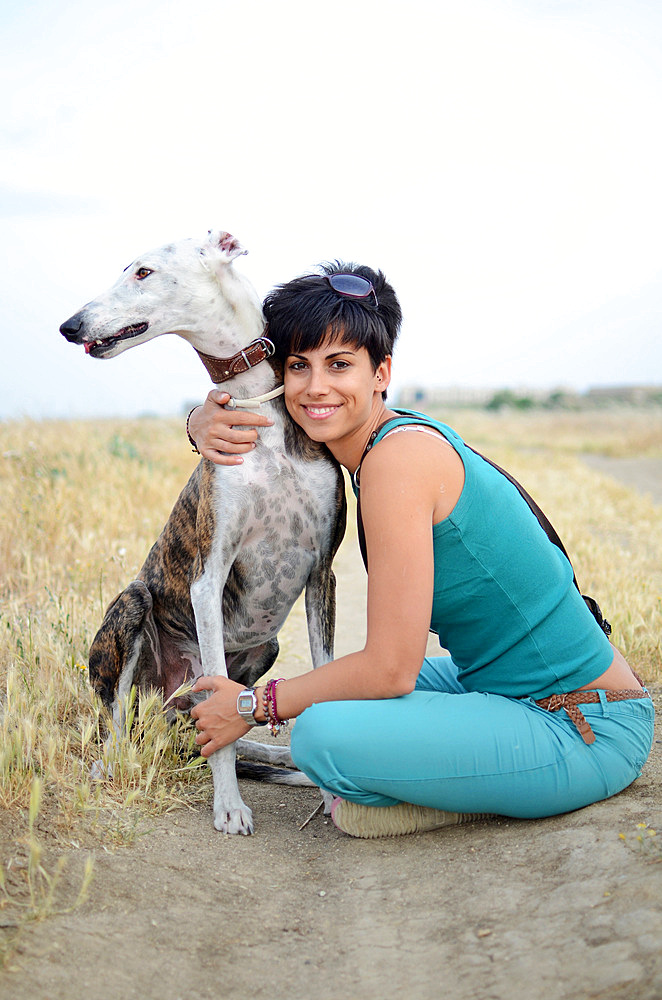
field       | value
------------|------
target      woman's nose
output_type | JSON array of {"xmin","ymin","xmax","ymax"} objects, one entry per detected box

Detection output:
[{"xmin": 307, "ymin": 367, "xmax": 330, "ymax": 395}]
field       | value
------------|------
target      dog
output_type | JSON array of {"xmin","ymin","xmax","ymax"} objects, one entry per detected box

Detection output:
[{"xmin": 60, "ymin": 230, "xmax": 346, "ymax": 834}]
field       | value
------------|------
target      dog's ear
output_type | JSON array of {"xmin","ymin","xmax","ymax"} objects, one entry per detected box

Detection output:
[{"xmin": 206, "ymin": 230, "xmax": 248, "ymax": 262}]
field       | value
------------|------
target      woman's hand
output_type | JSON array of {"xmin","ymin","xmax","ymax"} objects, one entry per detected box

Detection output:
[
  {"xmin": 190, "ymin": 676, "xmax": 252, "ymax": 756},
  {"xmin": 187, "ymin": 390, "xmax": 273, "ymax": 466}
]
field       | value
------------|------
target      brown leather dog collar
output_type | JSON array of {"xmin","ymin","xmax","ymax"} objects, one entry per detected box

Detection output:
[{"xmin": 196, "ymin": 336, "xmax": 275, "ymax": 384}]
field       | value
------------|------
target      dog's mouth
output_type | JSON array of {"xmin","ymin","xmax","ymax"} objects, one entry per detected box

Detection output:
[{"xmin": 84, "ymin": 323, "xmax": 150, "ymax": 357}]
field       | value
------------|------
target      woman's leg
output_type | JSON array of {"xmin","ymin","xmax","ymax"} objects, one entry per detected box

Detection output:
[{"xmin": 291, "ymin": 657, "xmax": 654, "ymax": 819}]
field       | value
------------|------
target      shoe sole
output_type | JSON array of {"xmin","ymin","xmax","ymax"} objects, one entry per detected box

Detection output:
[{"xmin": 331, "ymin": 799, "xmax": 496, "ymax": 839}]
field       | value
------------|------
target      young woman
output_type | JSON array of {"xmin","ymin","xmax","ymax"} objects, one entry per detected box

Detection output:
[{"xmin": 188, "ymin": 263, "xmax": 654, "ymax": 838}]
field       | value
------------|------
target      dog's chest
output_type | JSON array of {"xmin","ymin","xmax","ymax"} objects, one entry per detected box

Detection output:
[
  {"xmin": 205, "ymin": 449, "xmax": 338, "ymax": 637},
  {"xmin": 215, "ymin": 450, "xmax": 334, "ymax": 546}
]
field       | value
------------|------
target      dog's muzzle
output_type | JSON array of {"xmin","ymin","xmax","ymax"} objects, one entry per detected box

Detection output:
[
  {"xmin": 60, "ymin": 313, "xmax": 150, "ymax": 356},
  {"xmin": 60, "ymin": 314, "xmax": 85, "ymax": 343}
]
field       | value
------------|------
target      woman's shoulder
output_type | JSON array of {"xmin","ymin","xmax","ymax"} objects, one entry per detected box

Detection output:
[{"xmin": 361, "ymin": 414, "xmax": 466, "ymax": 519}]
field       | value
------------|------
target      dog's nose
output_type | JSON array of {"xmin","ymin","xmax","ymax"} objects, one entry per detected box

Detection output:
[{"xmin": 60, "ymin": 314, "xmax": 84, "ymax": 342}]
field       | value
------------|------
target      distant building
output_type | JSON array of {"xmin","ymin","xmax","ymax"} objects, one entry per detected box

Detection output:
[
  {"xmin": 396, "ymin": 386, "xmax": 495, "ymax": 408},
  {"xmin": 585, "ymin": 385, "xmax": 662, "ymax": 405},
  {"xmin": 395, "ymin": 385, "xmax": 557, "ymax": 409},
  {"xmin": 395, "ymin": 384, "xmax": 662, "ymax": 410}
]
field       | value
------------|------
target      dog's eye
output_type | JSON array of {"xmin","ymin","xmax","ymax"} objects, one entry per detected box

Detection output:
[{"xmin": 135, "ymin": 267, "xmax": 153, "ymax": 280}]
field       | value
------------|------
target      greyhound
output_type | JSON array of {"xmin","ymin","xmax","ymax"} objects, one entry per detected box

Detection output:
[{"xmin": 60, "ymin": 230, "xmax": 346, "ymax": 834}]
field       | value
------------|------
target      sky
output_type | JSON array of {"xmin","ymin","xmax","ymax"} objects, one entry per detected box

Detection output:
[{"xmin": 1, "ymin": 0, "xmax": 661, "ymax": 420}]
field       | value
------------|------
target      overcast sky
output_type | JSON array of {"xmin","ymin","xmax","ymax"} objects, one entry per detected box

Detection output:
[{"xmin": 1, "ymin": 0, "xmax": 661, "ymax": 420}]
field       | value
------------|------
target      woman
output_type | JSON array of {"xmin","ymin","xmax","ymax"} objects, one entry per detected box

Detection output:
[{"xmin": 188, "ymin": 263, "xmax": 654, "ymax": 838}]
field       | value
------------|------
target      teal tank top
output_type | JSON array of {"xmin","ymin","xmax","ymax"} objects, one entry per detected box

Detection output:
[{"xmin": 359, "ymin": 410, "xmax": 613, "ymax": 700}]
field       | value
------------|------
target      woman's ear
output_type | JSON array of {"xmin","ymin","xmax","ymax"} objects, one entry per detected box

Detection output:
[{"xmin": 375, "ymin": 356, "xmax": 392, "ymax": 393}]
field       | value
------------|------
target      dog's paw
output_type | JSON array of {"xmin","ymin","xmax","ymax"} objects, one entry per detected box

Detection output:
[
  {"xmin": 213, "ymin": 805, "xmax": 255, "ymax": 835},
  {"xmin": 321, "ymin": 789, "xmax": 334, "ymax": 815}
]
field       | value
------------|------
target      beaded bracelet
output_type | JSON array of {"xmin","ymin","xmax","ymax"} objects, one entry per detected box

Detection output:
[
  {"xmin": 264, "ymin": 679, "xmax": 280, "ymax": 735},
  {"xmin": 263, "ymin": 678, "xmax": 289, "ymax": 736},
  {"xmin": 186, "ymin": 406, "xmax": 201, "ymax": 454}
]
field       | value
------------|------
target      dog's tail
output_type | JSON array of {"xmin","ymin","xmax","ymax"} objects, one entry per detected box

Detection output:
[{"xmin": 235, "ymin": 760, "xmax": 316, "ymax": 787}]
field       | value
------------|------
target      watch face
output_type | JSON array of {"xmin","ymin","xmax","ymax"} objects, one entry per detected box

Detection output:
[{"xmin": 237, "ymin": 692, "xmax": 254, "ymax": 715}]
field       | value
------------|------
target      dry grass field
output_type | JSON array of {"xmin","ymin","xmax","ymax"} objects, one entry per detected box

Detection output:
[
  {"xmin": 2, "ymin": 407, "xmax": 661, "ymax": 822},
  {"xmin": 0, "ymin": 407, "xmax": 661, "ymax": 990}
]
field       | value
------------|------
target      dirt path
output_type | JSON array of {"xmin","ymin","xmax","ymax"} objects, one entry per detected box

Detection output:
[
  {"xmin": 580, "ymin": 454, "xmax": 662, "ymax": 506},
  {"xmin": 2, "ymin": 505, "xmax": 662, "ymax": 1000}
]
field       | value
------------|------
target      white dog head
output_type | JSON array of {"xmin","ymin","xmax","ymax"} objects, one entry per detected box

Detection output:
[{"xmin": 60, "ymin": 230, "xmax": 265, "ymax": 359}]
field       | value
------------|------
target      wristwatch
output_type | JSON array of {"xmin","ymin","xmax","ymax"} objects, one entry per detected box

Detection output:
[{"xmin": 236, "ymin": 687, "xmax": 265, "ymax": 727}]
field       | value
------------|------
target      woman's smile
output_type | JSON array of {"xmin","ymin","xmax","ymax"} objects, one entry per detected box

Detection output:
[{"xmin": 301, "ymin": 404, "xmax": 341, "ymax": 420}]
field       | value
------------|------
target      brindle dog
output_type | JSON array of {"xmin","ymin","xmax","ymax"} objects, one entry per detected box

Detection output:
[{"xmin": 60, "ymin": 231, "xmax": 346, "ymax": 834}]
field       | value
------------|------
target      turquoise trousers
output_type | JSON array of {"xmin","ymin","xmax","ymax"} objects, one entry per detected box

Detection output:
[{"xmin": 290, "ymin": 657, "xmax": 655, "ymax": 818}]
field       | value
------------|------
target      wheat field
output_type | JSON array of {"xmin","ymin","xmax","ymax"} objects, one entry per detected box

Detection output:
[{"xmin": 0, "ymin": 408, "xmax": 660, "ymax": 855}]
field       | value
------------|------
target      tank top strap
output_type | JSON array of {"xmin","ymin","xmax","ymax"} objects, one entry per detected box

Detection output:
[{"xmin": 353, "ymin": 409, "xmax": 453, "ymax": 494}]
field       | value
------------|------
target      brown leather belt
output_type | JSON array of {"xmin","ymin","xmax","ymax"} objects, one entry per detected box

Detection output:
[{"xmin": 535, "ymin": 689, "xmax": 650, "ymax": 745}]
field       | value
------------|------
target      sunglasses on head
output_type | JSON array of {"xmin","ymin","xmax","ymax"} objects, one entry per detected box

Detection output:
[{"xmin": 324, "ymin": 273, "xmax": 379, "ymax": 308}]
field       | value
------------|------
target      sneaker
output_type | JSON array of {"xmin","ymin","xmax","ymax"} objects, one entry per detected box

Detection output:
[{"xmin": 330, "ymin": 797, "xmax": 493, "ymax": 839}]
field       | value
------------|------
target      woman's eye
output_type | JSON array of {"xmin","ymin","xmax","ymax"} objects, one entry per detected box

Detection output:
[
  {"xmin": 331, "ymin": 360, "xmax": 349, "ymax": 370},
  {"xmin": 288, "ymin": 361, "xmax": 307, "ymax": 371},
  {"xmin": 136, "ymin": 267, "xmax": 152, "ymax": 280}
]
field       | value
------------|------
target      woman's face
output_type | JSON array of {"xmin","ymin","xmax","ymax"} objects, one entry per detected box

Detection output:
[{"xmin": 283, "ymin": 336, "xmax": 391, "ymax": 444}]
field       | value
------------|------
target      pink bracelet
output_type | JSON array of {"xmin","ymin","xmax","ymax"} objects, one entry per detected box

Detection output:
[{"xmin": 263, "ymin": 678, "xmax": 288, "ymax": 736}]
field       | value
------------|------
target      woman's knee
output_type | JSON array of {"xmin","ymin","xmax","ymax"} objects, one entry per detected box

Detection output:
[
  {"xmin": 290, "ymin": 703, "xmax": 355, "ymax": 796},
  {"xmin": 291, "ymin": 702, "xmax": 401, "ymax": 804}
]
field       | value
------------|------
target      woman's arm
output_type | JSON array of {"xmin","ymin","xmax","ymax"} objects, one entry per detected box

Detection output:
[
  {"xmin": 192, "ymin": 431, "xmax": 458, "ymax": 756},
  {"xmin": 187, "ymin": 390, "xmax": 273, "ymax": 465}
]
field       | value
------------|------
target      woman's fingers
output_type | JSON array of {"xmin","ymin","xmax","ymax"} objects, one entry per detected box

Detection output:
[
  {"xmin": 207, "ymin": 390, "xmax": 231, "ymax": 406},
  {"xmin": 188, "ymin": 389, "xmax": 275, "ymax": 466},
  {"xmin": 207, "ymin": 389, "xmax": 274, "ymax": 427},
  {"xmin": 198, "ymin": 430, "xmax": 257, "ymax": 465},
  {"xmin": 200, "ymin": 449, "xmax": 248, "ymax": 466},
  {"xmin": 197, "ymin": 736, "xmax": 224, "ymax": 758},
  {"xmin": 221, "ymin": 410, "xmax": 273, "ymax": 429},
  {"xmin": 212, "ymin": 425, "xmax": 260, "ymax": 445},
  {"xmin": 191, "ymin": 676, "xmax": 219, "ymax": 695}
]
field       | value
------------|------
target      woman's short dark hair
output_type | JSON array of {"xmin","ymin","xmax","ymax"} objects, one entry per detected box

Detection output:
[{"xmin": 263, "ymin": 261, "xmax": 402, "ymax": 372}]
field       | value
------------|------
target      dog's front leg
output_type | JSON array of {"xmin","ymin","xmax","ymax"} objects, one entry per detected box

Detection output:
[{"xmin": 190, "ymin": 572, "xmax": 254, "ymax": 835}]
